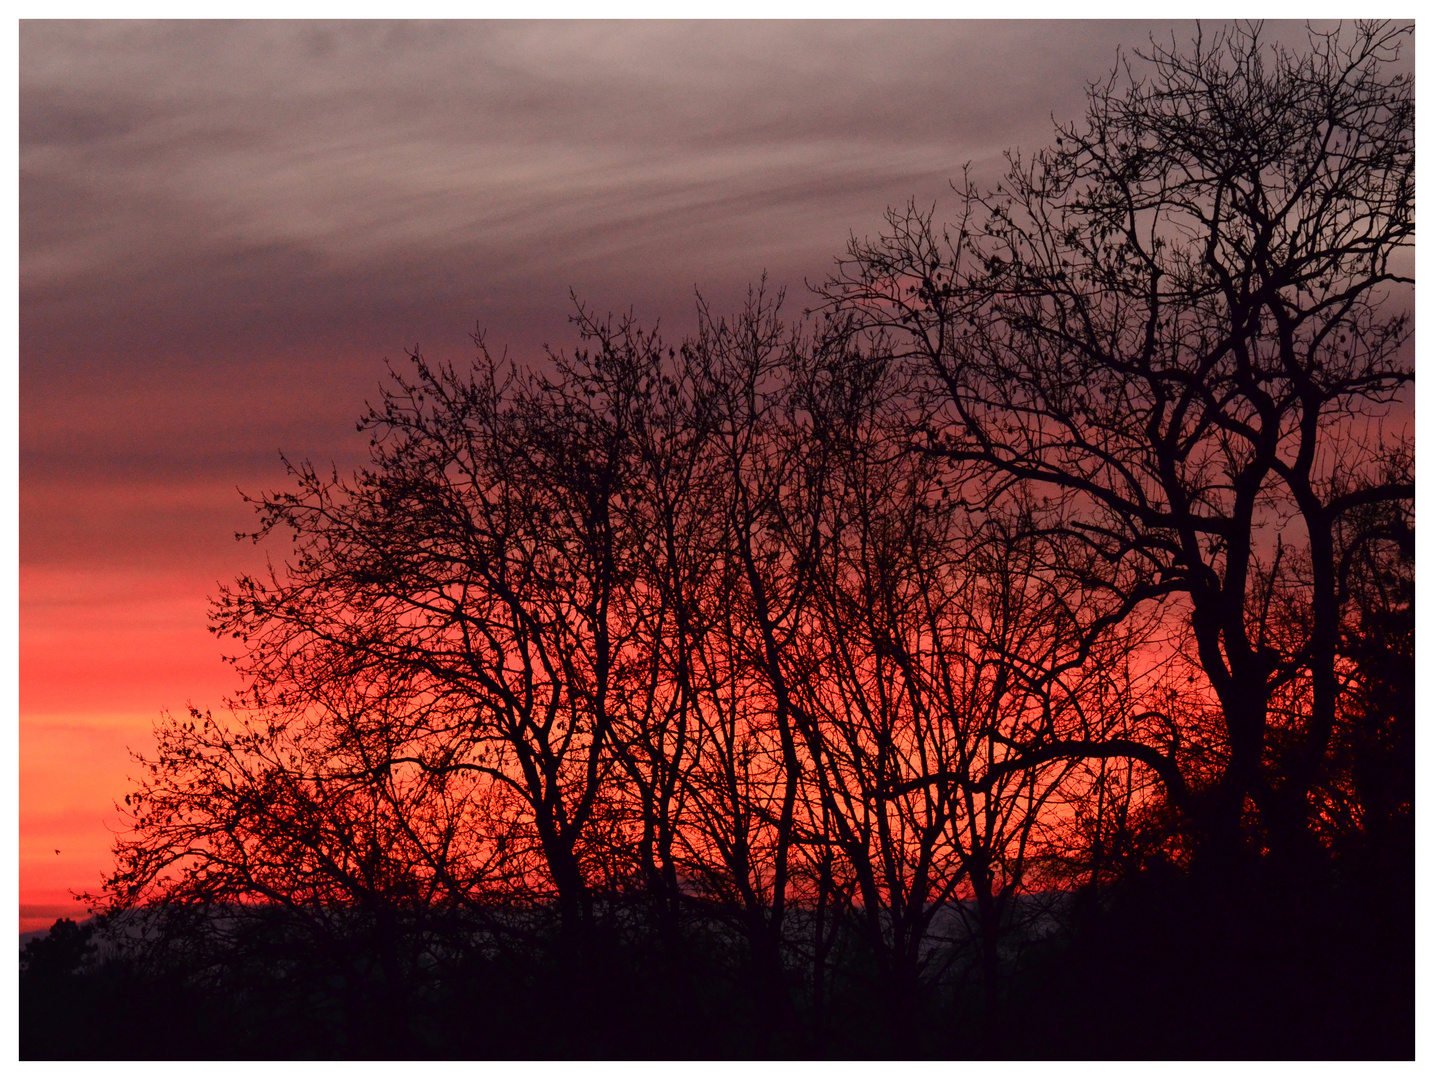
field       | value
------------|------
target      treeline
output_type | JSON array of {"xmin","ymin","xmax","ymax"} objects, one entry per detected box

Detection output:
[
  {"xmin": 27, "ymin": 22, "xmax": 1412, "ymax": 1059},
  {"xmin": 100, "ymin": 288, "xmax": 1160, "ymax": 1040}
]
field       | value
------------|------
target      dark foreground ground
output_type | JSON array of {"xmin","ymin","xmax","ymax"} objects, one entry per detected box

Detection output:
[{"xmin": 21, "ymin": 859, "xmax": 1412, "ymax": 1060}]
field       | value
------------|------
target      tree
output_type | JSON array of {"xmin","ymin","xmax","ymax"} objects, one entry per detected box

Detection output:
[
  {"xmin": 97, "ymin": 291, "xmax": 837, "ymax": 1050},
  {"xmin": 747, "ymin": 330, "xmax": 1160, "ymax": 1044},
  {"xmin": 659, "ymin": 284, "xmax": 848, "ymax": 1048},
  {"xmin": 820, "ymin": 21, "xmax": 1413, "ymax": 867}
]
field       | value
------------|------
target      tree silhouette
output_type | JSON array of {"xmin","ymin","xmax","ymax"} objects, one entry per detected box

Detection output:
[
  {"xmin": 70, "ymin": 20, "xmax": 1412, "ymax": 1060},
  {"xmin": 819, "ymin": 21, "xmax": 1413, "ymax": 869}
]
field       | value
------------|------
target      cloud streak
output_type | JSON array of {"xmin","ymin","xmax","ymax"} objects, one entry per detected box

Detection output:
[{"xmin": 22, "ymin": 22, "xmax": 1146, "ymax": 324}]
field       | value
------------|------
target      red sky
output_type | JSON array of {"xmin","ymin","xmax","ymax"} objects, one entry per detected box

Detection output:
[{"xmin": 19, "ymin": 18, "xmax": 1373, "ymax": 933}]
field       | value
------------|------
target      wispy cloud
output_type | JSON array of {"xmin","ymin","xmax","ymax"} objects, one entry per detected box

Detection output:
[{"xmin": 21, "ymin": 21, "xmax": 1146, "ymax": 316}]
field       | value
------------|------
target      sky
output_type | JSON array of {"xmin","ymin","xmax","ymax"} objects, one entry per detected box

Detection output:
[{"xmin": 17, "ymin": 18, "xmax": 1373, "ymax": 933}]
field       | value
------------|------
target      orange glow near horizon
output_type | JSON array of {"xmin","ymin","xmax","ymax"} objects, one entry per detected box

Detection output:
[{"xmin": 19, "ymin": 561, "xmax": 244, "ymax": 932}]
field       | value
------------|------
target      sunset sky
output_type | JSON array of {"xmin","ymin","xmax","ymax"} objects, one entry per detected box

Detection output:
[{"xmin": 20, "ymin": 18, "xmax": 1358, "ymax": 933}]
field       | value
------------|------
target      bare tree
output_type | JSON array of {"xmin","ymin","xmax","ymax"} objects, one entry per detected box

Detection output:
[
  {"xmin": 670, "ymin": 286, "xmax": 827, "ymax": 1044},
  {"xmin": 820, "ymin": 21, "xmax": 1413, "ymax": 866}
]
